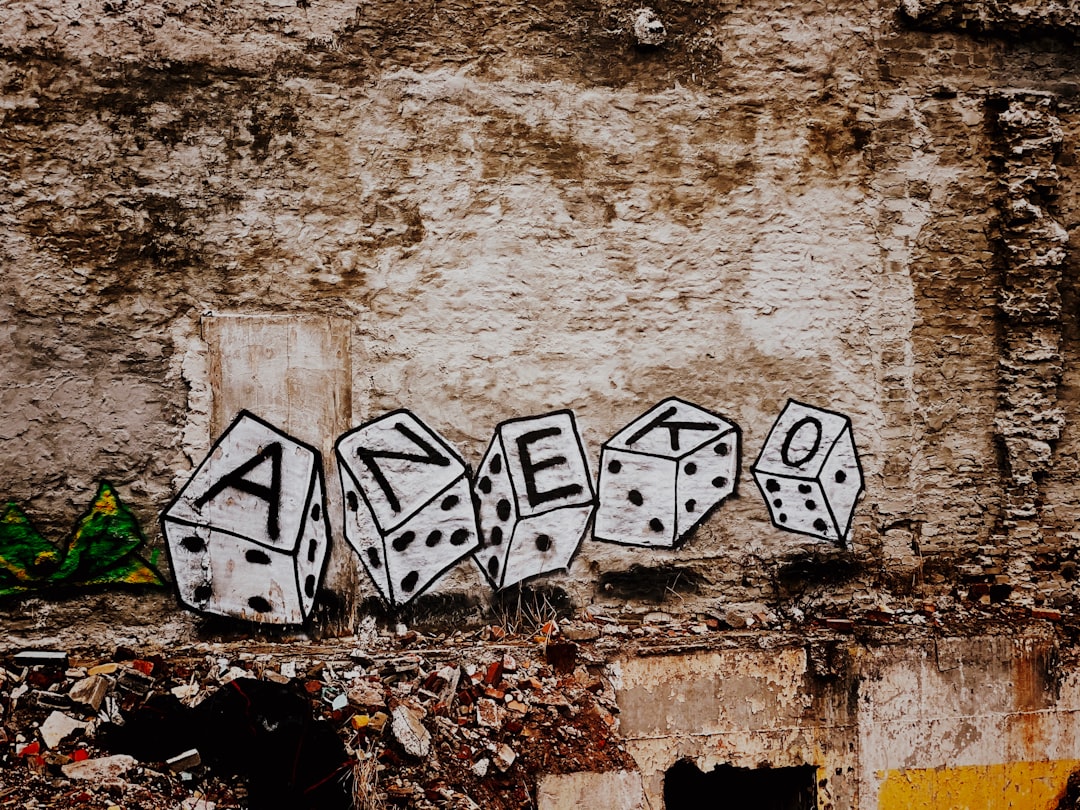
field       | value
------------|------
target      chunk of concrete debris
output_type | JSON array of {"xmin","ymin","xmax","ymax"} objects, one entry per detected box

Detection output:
[
  {"xmin": 632, "ymin": 7, "xmax": 666, "ymax": 47},
  {"xmin": 167, "ymin": 748, "xmax": 202, "ymax": 773},
  {"xmin": 476, "ymin": 698, "xmax": 504, "ymax": 728},
  {"xmin": 40, "ymin": 710, "xmax": 87, "ymax": 749},
  {"xmin": 717, "ymin": 602, "xmax": 771, "ymax": 629},
  {"xmin": 14, "ymin": 650, "xmax": 69, "ymax": 668},
  {"xmin": 494, "ymin": 743, "xmax": 516, "ymax": 771},
  {"xmin": 69, "ymin": 675, "xmax": 109, "ymax": 712},
  {"xmin": 117, "ymin": 667, "xmax": 155, "ymax": 694},
  {"xmin": 61, "ymin": 753, "xmax": 137, "ymax": 780},
  {"xmin": 391, "ymin": 704, "xmax": 431, "ymax": 758},
  {"xmin": 471, "ymin": 757, "xmax": 490, "ymax": 778},
  {"xmin": 434, "ymin": 665, "xmax": 461, "ymax": 705},
  {"xmin": 171, "ymin": 682, "xmax": 202, "ymax": 706},
  {"xmin": 367, "ymin": 711, "xmax": 389, "ymax": 732},
  {"xmin": 347, "ymin": 679, "xmax": 385, "ymax": 710},
  {"xmin": 561, "ymin": 623, "xmax": 600, "ymax": 642},
  {"xmin": 34, "ymin": 690, "xmax": 73, "ymax": 710}
]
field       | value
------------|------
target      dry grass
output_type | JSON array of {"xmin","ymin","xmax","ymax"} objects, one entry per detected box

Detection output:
[{"xmin": 350, "ymin": 740, "xmax": 381, "ymax": 810}]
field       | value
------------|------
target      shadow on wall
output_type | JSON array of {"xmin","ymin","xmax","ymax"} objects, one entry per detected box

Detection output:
[{"xmin": 663, "ymin": 759, "xmax": 817, "ymax": 810}]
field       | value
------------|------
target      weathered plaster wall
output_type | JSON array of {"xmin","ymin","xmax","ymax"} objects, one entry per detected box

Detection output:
[{"xmin": 1, "ymin": 0, "xmax": 1080, "ymax": 634}]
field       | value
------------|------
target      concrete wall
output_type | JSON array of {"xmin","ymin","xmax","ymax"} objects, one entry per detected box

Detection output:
[{"xmin": 612, "ymin": 630, "xmax": 1080, "ymax": 809}]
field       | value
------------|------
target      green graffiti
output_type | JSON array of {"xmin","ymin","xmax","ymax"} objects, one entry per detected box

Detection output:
[{"xmin": 0, "ymin": 482, "xmax": 165, "ymax": 597}]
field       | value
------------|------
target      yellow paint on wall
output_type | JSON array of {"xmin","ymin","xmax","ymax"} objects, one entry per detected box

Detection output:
[{"xmin": 878, "ymin": 760, "xmax": 1080, "ymax": 810}]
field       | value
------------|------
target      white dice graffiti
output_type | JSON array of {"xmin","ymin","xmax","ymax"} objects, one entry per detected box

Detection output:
[
  {"xmin": 335, "ymin": 410, "xmax": 480, "ymax": 607},
  {"xmin": 473, "ymin": 411, "xmax": 596, "ymax": 590},
  {"xmin": 594, "ymin": 397, "xmax": 741, "ymax": 547},
  {"xmin": 161, "ymin": 411, "xmax": 331, "ymax": 625},
  {"xmin": 751, "ymin": 400, "xmax": 864, "ymax": 544},
  {"xmin": 162, "ymin": 400, "xmax": 865, "ymax": 621}
]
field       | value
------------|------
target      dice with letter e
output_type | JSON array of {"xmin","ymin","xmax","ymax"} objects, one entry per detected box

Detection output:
[
  {"xmin": 474, "ymin": 411, "xmax": 595, "ymax": 589},
  {"xmin": 594, "ymin": 397, "xmax": 741, "ymax": 547},
  {"xmin": 751, "ymin": 399, "xmax": 864, "ymax": 544},
  {"xmin": 336, "ymin": 410, "xmax": 480, "ymax": 607},
  {"xmin": 161, "ymin": 411, "xmax": 331, "ymax": 625}
]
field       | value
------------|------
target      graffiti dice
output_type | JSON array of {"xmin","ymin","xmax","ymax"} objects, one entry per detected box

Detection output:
[
  {"xmin": 474, "ymin": 411, "xmax": 596, "ymax": 589},
  {"xmin": 751, "ymin": 399, "xmax": 864, "ymax": 544},
  {"xmin": 594, "ymin": 397, "xmax": 741, "ymax": 547},
  {"xmin": 336, "ymin": 410, "xmax": 480, "ymax": 607},
  {"xmin": 161, "ymin": 411, "xmax": 331, "ymax": 625}
]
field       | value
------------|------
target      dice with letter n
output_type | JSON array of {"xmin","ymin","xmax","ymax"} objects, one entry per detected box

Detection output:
[
  {"xmin": 161, "ymin": 411, "xmax": 331, "ymax": 625},
  {"xmin": 336, "ymin": 410, "xmax": 480, "ymax": 607}
]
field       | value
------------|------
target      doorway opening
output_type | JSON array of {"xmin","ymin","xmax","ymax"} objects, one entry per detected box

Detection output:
[{"xmin": 663, "ymin": 758, "xmax": 817, "ymax": 809}]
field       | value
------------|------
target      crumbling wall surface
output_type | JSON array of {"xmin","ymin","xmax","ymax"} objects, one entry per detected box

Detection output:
[
  {"xmin": 899, "ymin": 0, "xmax": 1080, "ymax": 34},
  {"xmin": 2, "ymin": 0, "xmax": 1080, "ymax": 633},
  {"xmin": 861, "ymin": 631, "xmax": 1080, "ymax": 809},
  {"xmin": 611, "ymin": 639, "xmax": 859, "ymax": 808},
  {"xmin": 0, "ymin": 0, "xmax": 889, "ymax": 627},
  {"xmin": 612, "ymin": 626, "xmax": 1080, "ymax": 810},
  {"xmin": 875, "ymin": 4, "xmax": 1080, "ymax": 614}
]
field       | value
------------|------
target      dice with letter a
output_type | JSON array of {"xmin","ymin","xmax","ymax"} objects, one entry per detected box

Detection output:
[{"xmin": 161, "ymin": 411, "xmax": 331, "ymax": 625}]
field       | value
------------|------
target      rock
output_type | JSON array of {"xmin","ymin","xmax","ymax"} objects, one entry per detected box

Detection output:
[
  {"xmin": 562, "ymin": 624, "xmax": 600, "ymax": 642},
  {"xmin": 69, "ymin": 675, "xmax": 109, "ymax": 711},
  {"xmin": 40, "ymin": 710, "xmax": 87, "ymax": 749},
  {"xmin": 116, "ymin": 667, "xmax": 155, "ymax": 693},
  {"xmin": 494, "ymin": 743, "xmax": 516, "ymax": 771},
  {"xmin": 61, "ymin": 753, "xmax": 137, "ymax": 780},
  {"xmin": 632, "ymin": 7, "xmax": 666, "ymax": 47},
  {"xmin": 347, "ymin": 679, "xmax": 386, "ymax": 710},
  {"xmin": 391, "ymin": 704, "xmax": 431, "ymax": 758},
  {"xmin": 167, "ymin": 749, "xmax": 202, "ymax": 772},
  {"xmin": 471, "ymin": 758, "xmax": 490, "ymax": 778},
  {"xmin": 718, "ymin": 602, "xmax": 771, "ymax": 629}
]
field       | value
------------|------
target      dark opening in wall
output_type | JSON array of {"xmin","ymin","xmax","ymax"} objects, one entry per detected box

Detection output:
[{"xmin": 663, "ymin": 759, "xmax": 817, "ymax": 809}]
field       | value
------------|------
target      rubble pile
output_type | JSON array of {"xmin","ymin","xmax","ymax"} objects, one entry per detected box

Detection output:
[
  {"xmin": 0, "ymin": 617, "xmax": 631, "ymax": 809},
  {"xmin": 3, "ymin": 600, "xmax": 1078, "ymax": 808}
]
